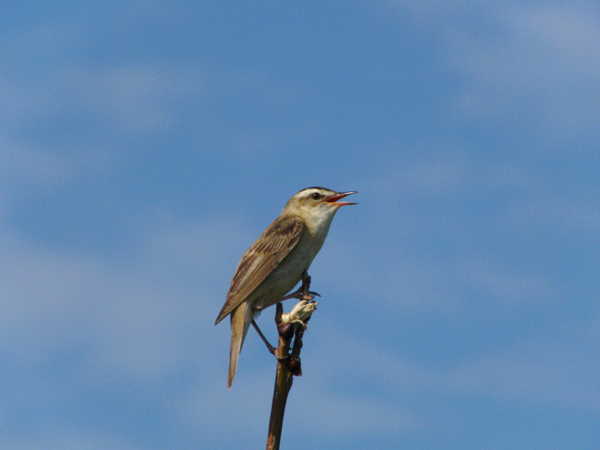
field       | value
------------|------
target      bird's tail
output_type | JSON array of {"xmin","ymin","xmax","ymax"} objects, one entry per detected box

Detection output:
[{"xmin": 228, "ymin": 302, "xmax": 254, "ymax": 388}]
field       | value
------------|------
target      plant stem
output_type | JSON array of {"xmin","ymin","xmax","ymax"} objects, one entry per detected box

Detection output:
[
  {"xmin": 266, "ymin": 303, "xmax": 297, "ymax": 450},
  {"xmin": 266, "ymin": 273, "xmax": 314, "ymax": 450}
]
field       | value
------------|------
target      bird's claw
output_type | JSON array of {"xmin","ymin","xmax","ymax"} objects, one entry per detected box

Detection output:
[{"xmin": 278, "ymin": 287, "xmax": 317, "ymax": 302}]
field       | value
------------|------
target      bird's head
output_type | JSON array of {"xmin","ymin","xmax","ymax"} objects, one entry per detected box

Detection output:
[{"xmin": 282, "ymin": 187, "xmax": 357, "ymax": 232}]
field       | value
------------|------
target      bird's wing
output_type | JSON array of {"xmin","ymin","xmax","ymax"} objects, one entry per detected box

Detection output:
[{"xmin": 215, "ymin": 216, "xmax": 304, "ymax": 324}]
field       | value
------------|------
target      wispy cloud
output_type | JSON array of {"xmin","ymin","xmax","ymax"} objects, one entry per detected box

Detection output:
[
  {"xmin": 1, "ymin": 2, "xmax": 598, "ymax": 447},
  {"xmin": 0, "ymin": 21, "xmax": 205, "ymax": 134},
  {"xmin": 0, "ymin": 211, "xmax": 252, "ymax": 382},
  {"xmin": 54, "ymin": 65, "xmax": 204, "ymax": 131},
  {"xmin": 450, "ymin": 3, "xmax": 600, "ymax": 133},
  {"xmin": 385, "ymin": 1, "xmax": 600, "ymax": 136},
  {"xmin": 308, "ymin": 321, "xmax": 600, "ymax": 413},
  {"xmin": 1, "ymin": 429, "xmax": 144, "ymax": 450}
]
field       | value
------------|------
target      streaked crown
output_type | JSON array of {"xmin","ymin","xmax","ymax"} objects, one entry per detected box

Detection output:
[{"xmin": 291, "ymin": 186, "xmax": 339, "ymax": 203}]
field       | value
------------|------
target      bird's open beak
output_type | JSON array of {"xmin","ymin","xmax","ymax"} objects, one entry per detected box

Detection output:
[{"xmin": 325, "ymin": 191, "xmax": 358, "ymax": 206}]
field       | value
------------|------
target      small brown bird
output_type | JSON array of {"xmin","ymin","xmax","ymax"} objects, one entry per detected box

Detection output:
[{"xmin": 215, "ymin": 187, "xmax": 357, "ymax": 388}]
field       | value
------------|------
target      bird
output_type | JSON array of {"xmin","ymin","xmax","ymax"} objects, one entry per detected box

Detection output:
[{"xmin": 215, "ymin": 187, "xmax": 357, "ymax": 388}]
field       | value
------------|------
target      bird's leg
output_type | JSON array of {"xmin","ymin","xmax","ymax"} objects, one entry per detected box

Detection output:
[
  {"xmin": 274, "ymin": 269, "xmax": 320, "ymax": 303},
  {"xmin": 300, "ymin": 268, "xmax": 320, "ymax": 298},
  {"xmin": 300, "ymin": 269, "xmax": 311, "ymax": 296},
  {"xmin": 252, "ymin": 320, "xmax": 276, "ymax": 355}
]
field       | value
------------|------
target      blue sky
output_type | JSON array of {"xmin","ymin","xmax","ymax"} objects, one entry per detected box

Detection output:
[{"xmin": 1, "ymin": 1, "xmax": 599, "ymax": 448}]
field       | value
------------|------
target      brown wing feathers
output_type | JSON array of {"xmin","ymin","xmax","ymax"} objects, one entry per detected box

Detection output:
[{"xmin": 215, "ymin": 216, "xmax": 304, "ymax": 324}]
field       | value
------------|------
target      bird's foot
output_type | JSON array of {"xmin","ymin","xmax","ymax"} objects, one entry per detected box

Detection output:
[
  {"xmin": 275, "ymin": 270, "xmax": 320, "ymax": 303},
  {"xmin": 277, "ymin": 288, "xmax": 318, "ymax": 302}
]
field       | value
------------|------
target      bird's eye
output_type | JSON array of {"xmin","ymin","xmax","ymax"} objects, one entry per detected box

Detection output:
[{"xmin": 311, "ymin": 192, "xmax": 321, "ymax": 200}]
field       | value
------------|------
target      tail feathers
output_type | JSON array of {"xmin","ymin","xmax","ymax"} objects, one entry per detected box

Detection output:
[{"xmin": 228, "ymin": 302, "xmax": 254, "ymax": 388}]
